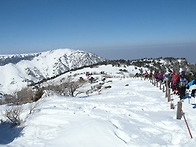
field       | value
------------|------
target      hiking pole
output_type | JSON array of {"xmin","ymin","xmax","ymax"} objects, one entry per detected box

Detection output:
[{"xmin": 179, "ymin": 105, "xmax": 193, "ymax": 139}]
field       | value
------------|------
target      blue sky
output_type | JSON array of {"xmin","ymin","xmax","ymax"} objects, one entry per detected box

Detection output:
[{"xmin": 0, "ymin": 0, "xmax": 196, "ymax": 63}]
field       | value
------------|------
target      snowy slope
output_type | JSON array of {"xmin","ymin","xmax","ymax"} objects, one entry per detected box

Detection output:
[
  {"xmin": 0, "ymin": 65, "xmax": 196, "ymax": 146},
  {"xmin": 0, "ymin": 49, "xmax": 105, "ymax": 94}
]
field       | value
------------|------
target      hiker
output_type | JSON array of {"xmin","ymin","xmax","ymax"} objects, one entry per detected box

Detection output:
[
  {"xmin": 176, "ymin": 71, "xmax": 189, "ymax": 100},
  {"xmin": 190, "ymin": 73, "xmax": 196, "ymax": 97},
  {"xmin": 153, "ymin": 71, "xmax": 158, "ymax": 80},
  {"xmin": 167, "ymin": 72, "xmax": 173, "ymax": 88},
  {"xmin": 171, "ymin": 72, "xmax": 180, "ymax": 94},
  {"xmin": 163, "ymin": 73, "xmax": 171, "ymax": 86},
  {"xmin": 144, "ymin": 71, "xmax": 148, "ymax": 79},
  {"xmin": 163, "ymin": 74, "xmax": 169, "ymax": 86},
  {"xmin": 157, "ymin": 70, "xmax": 163, "ymax": 82},
  {"xmin": 149, "ymin": 71, "xmax": 152, "ymax": 80}
]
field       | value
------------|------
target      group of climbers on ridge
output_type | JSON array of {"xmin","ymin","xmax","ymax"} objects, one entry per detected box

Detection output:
[{"xmin": 143, "ymin": 70, "xmax": 196, "ymax": 101}]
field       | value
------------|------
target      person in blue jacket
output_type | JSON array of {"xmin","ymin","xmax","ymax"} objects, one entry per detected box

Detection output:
[{"xmin": 191, "ymin": 73, "xmax": 196, "ymax": 97}]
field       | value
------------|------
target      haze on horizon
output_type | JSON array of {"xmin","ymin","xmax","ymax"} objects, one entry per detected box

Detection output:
[{"xmin": 0, "ymin": 0, "xmax": 196, "ymax": 63}]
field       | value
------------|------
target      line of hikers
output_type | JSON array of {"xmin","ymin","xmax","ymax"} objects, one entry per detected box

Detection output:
[{"xmin": 144, "ymin": 70, "xmax": 196, "ymax": 101}]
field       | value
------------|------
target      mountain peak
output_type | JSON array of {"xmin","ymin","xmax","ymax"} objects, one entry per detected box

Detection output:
[{"xmin": 0, "ymin": 49, "xmax": 105, "ymax": 94}]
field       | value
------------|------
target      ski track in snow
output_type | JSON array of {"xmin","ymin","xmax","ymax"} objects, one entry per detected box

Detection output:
[{"xmin": 1, "ymin": 78, "xmax": 196, "ymax": 147}]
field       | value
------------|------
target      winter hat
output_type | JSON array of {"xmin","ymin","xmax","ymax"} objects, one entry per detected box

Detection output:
[{"xmin": 181, "ymin": 71, "xmax": 186, "ymax": 75}]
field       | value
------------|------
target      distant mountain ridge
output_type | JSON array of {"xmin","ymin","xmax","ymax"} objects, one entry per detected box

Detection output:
[
  {"xmin": 0, "ymin": 53, "xmax": 40, "ymax": 66},
  {"xmin": 0, "ymin": 49, "xmax": 105, "ymax": 93}
]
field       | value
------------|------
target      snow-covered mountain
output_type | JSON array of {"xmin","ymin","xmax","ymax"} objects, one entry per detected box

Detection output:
[{"xmin": 0, "ymin": 49, "xmax": 105, "ymax": 94}]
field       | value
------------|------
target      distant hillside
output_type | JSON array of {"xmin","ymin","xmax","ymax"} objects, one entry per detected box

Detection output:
[
  {"xmin": 106, "ymin": 57, "xmax": 196, "ymax": 74},
  {"xmin": 0, "ymin": 53, "xmax": 41, "ymax": 66},
  {"xmin": 0, "ymin": 49, "xmax": 105, "ymax": 94}
]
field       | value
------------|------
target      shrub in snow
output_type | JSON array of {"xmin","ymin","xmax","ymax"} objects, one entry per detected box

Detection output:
[
  {"xmin": 104, "ymin": 85, "xmax": 112, "ymax": 89},
  {"xmin": 44, "ymin": 76, "xmax": 85, "ymax": 97},
  {"xmin": 86, "ymin": 83, "xmax": 103, "ymax": 95},
  {"xmin": 15, "ymin": 87, "xmax": 35, "ymax": 104},
  {"xmin": 129, "ymin": 73, "xmax": 135, "ymax": 77},
  {"xmin": 0, "ymin": 93, "xmax": 5, "ymax": 105},
  {"xmin": 106, "ymin": 80, "xmax": 112, "ymax": 83},
  {"xmin": 79, "ymin": 77, "xmax": 86, "ymax": 83},
  {"xmin": 102, "ymin": 78, "xmax": 106, "ymax": 82},
  {"xmin": 66, "ymin": 80, "xmax": 84, "ymax": 97},
  {"xmin": 89, "ymin": 77, "xmax": 95, "ymax": 84},
  {"xmin": 33, "ymin": 88, "xmax": 44, "ymax": 102},
  {"xmin": 119, "ymin": 69, "xmax": 128, "ymax": 72},
  {"xmin": 3, "ymin": 105, "xmax": 23, "ymax": 126},
  {"xmin": 29, "ymin": 99, "xmax": 43, "ymax": 114}
]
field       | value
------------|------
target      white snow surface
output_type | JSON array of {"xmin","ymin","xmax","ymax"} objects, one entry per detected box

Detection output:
[{"xmin": 0, "ymin": 65, "xmax": 196, "ymax": 147}]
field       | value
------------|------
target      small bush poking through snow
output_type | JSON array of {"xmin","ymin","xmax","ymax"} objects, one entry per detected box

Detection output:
[
  {"xmin": 32, "ymin": 88, "xmax": 44, "ymax": 102},
  {"xmin": 2, "ymin": 105, "xmax": 23, "ymax": 126},
  {"xmin": 14, "ymin": 87, "xmax": 35, "ymax": 104}
]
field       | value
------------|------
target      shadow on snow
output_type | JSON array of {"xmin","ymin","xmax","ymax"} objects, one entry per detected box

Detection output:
[{"xmin": 0, "ymin": 121, "xmax": 24, "ymax": 145}]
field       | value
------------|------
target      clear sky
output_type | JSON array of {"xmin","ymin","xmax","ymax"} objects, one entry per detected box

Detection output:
[{"xmin": 0, "ymin": 0, "xmax": 196, "ymax": 63}]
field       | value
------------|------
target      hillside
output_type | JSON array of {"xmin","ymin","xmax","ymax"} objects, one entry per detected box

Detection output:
[
  {"xmin": 0, "ymin": 49, "xmax": 105, "ymax": 94},
  {"xmin": 0, "ymin": 64, "xmax": 196, "ymax": 146}
]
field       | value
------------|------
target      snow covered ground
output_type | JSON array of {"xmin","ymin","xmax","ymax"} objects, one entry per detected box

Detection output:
[{"xmin": 0, "ymin": 66, "xmax": 196, "ymax": 146}]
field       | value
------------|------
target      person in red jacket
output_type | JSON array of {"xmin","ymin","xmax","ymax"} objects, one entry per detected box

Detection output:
[
  {"xmin": 144, "ymin": 71, "xmax": 148, "ymax": 79},
  {"xmin": 171, "ymin": 72, "xmax": 180, "ymax": 94},
  {"xmin": 158, "ymin": 70, "xmax": 163, "ymax": 82}
]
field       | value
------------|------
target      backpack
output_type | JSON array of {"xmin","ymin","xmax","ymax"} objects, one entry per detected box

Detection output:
[
  {"xmin": 154, "ymin": 72, "xmax": 158, "ymax": 78},
  {"xmin": 188, "ymin": 80, "xmax": 195, "ymax": 87},
  {"xmin": 179, "ymin": 77, "xmax": 187, "ymax": 87},
  {"xmin": 172, "ymin": 75, "xmax": 180, "ymax": 85},
  {"xmin": 158, "ymin": 73, "xmax": 163, "ymax": 80}
]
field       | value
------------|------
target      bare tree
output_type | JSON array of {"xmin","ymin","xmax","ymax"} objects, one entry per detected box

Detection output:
[
  {"xmin": 3, "ymin": 105, "xmax": 23, "ymax": 126},
  {"xmin": 40, "ymin": 75, "xmax": 86, "ymax": 97},
  {"xmin": 29, "ymin": 98, "xmax": 44, "ymax": 114},
  {"xmin": 14, "ymin": 87, "xmax": 35, "ymax": 104},
  {"xmin": 32, "ymin": 88, "xmax": 44, "ymax": 102},
  {"xmin": 66, "ymin": 78, "xmax": 84, "ymax": 97}
]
